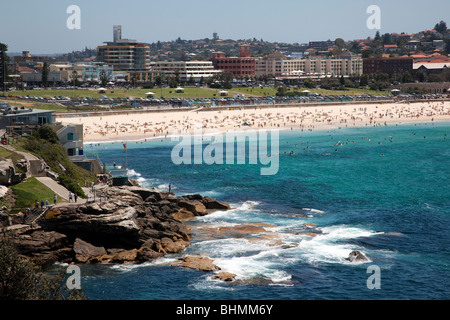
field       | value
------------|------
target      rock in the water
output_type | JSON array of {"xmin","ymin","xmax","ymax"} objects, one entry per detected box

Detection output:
[
  {"xmin": 136, "ymin": 246, "xmax": 164, "ymax": 262},
  {"xmin": 201, "ymin": 197, "xmax": 231, "ymax": 210},
  {"xmin": 177, "ymin": 199, "xmax": 208, "ymax": 216},
  {"xmin": 346, "ymin": 250, "xmax": 369, "ymax": 262},
  {"xmin": 158, "ymin": 237, "xmax": 190, "ymax": 254},
  {"xmin": 212, "ymin": 272, "xmax": 237, "ymax": 282},
  {"xmin": 172, "ymin": 256, "xmax": 221, "ymax": 271}
]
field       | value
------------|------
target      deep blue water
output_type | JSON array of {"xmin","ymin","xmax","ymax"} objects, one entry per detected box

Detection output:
[{"xmin": 65, "ymin": 122, "xmax": 449, "ymax": 300}]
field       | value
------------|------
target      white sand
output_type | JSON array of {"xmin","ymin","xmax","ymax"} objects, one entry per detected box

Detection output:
[{"xmin": 57, "ymin": 101, "xmax": 450, "ymax": 143}]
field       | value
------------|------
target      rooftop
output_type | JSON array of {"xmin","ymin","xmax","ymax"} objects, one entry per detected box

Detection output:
[{"xmin": 1, "ymin": 104, "xmax": 55, "ymax": 117}]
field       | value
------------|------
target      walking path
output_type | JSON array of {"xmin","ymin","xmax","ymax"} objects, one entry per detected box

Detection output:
[{"xmin": 1, "ymin": 144, "xmax": 92, "ymax": 205}]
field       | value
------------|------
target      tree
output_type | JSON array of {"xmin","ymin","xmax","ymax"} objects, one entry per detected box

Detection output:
[
  {"xmin": 445, "ymin": 39, "xmax": 450, "ymax": 54},
  {"xmin": 71, "ymin": 70, "xmax": 79, "ymax": 87},
  {"xmin": 0, "ymin": 43, "xmax": 9, "ymax": 91},
  {"xmin": 335, "ymin": 38, "xmax": 345, "ymax": 49},
  {"xmin": 0, "ymin": 238, "xmax": 87, "ymax": 300},
  {"xmin": 42, "ymin": 62, "xmax": 49, "ymax": 88},
  {"xmin": 303, "ymin": 78, "xmax": 316, "ymax": 89},
  {"xmin": 155, "ymin": 75, "xmax": 162, "ymax": 87},
  {"xmin": 276, "ymin": 85, "xmax": 287, "ymax": 96},
  {"xmin": 401, "ymin": 71, "xmax": 414, "ymax": 83},
  {"xmin": 100, "ymin": 70, "xmax": 108, "ymax": 87},
  {"xmin": 34, "ymin": 124, "xmax": 59, "ymax": 144},
  {"xmin": 434, "ymin": 20, "xmax": 447, "ymax": 34},
  {"xmin": 207, "ymin": 72, "xmax": 233, "ymax": 89},
  {"xmin": 360, "ymin": 74, "xmax": 369, "ymax": 87},
  {"xmin": 382, "ymin": 33, "xmax": 392, "ymax": 45},
  {"xmin": 188, "ymin": 75, "xmax": 194, "ymax": 85},
  {"xmin": 375, "ymin": 31, "xmax": 381, "ymax": 41}
]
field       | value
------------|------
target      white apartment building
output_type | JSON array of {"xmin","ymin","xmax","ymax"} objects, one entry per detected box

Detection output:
[
  {"xmin": 256, "ymin": 54, "xmax": 363, "ymax": 77},
  {"xmin": 151, "ymin": 61, "xmax": 222, "ymax": 82},
  {"xmin": 48, "ymin": 64, "xmax": 114, "ymax": 82}
]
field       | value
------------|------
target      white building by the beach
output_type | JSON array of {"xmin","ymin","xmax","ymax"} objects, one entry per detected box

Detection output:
[
  {"xmin": 150, "ymin": 61, "xmax": 222, "ymax": 82},
  {"xmin": 256, "ymin": 53, "xmax": 363, "ymax": 77}
]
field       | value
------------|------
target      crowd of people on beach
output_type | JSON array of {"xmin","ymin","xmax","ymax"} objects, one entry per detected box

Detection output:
[{"xmin": 76, "ymin": 101, "xmax": 450, "ymax": 142}]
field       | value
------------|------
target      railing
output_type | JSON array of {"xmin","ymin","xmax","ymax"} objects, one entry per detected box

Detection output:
[{"xmin": 24, "ymin": 206, "xmax": 49, "ymax": 225}]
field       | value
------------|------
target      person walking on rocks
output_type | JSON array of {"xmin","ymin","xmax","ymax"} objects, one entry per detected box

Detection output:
[
  {"xmin": 53, "ymin": 194, "xmax": 57, "ymax": 205},
  {"xmin": 69, "ymin": 192, "xmax": 73, "ymax": 203},
  {"xmin": 74, "ymin": 193, "xmax": 78, "ymax": 203}
]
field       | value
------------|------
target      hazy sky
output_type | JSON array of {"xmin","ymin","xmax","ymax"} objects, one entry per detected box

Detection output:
[{"xmin": 1, "ymin": 0, "xmax": 449, "ymax": 54}]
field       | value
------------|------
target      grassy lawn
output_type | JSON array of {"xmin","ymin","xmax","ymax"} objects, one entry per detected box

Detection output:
[{"xmin": 9, "ymin": 177, "xmax": 65, "ymax": 214}]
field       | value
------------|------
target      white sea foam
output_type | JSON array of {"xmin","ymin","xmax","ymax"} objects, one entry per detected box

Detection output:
[
  {"xmin": 296, "ymin": 225, "xmax": 378, "ymax": 265},
  {"xmin": 127, "ymin": 169, "xmax": 141, "ymax": 177},
  {"xmin": 302, "ymin": 208, "xmax": 326, "ymax": 214},
  {"xmin": 109, "ymin": 257, "xmax": 177, "ymax": 272},
  {"xmin": 188, "ymin": 223, "xmax": 379, "ymax": 288}
]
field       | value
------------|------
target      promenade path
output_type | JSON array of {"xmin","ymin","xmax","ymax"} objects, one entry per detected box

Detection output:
[
  {"xmin": 1, "ymin": 144, "xmax": 91, "ymax": 205},
  {"xmin": 35, "ymin": 176, "xmax": 89, "ymax": 204}
]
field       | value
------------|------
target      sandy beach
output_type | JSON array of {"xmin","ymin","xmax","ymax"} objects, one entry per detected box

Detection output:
[{"xmin": 57, "ymin": 101, "xmax": 450, "ymax": 143}]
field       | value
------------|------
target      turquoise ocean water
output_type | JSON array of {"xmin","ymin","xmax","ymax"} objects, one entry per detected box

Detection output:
[{"xmin": 66, "ymin": 121, "xmax": 449, "ymax": 300}]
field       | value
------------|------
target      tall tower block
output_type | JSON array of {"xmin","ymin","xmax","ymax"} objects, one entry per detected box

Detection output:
[{"xmin": 113, "ymin": 25, "xmax": 122, "ymax": 42}]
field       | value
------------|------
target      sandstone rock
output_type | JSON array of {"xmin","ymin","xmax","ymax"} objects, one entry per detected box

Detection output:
[
  {"xmin": 172, "ymin": 208, "xmax": 196, "ymax": 221},
  {"xmin": 136, "ymin": 246, "xmax": 164, "ymax": 262},
  {"xmin": 110, "ymin": 249, "xmax": 138, "ymax": 264},
  {"xmin": 212, "ymin": 272, "xmax": 237, "ymax": 282},
  {"xmin": 178, "ymin": 199, "xmax": 208, "ymax": 216},
  {"xmin": 14, "ymin": 229, "xmax": 68, "ymax": 255},
  {"xmin": 73, "ymin": 238, "xmax": 107, "ymax": 263},
  {"xmin": 201, "ymin": 197, "xmax": 231, "ymax": 210},
  {"xmin": 8, "ymin": 185, "xmax": 230, "ymax": 266},
  {"xmin": 0, "ymin": 185, "xmax": 9, "ymax": 199},
  {"xmin": 159, "ymin": 237, "xmax": 190, "ymax": 254},
  {"xmin": 218, "ymin": 225, "xmax": 267, "ymax": 235},
  {"xmin": 0, "ymin": 159, "xmax": 14, "ymax": 185},
  {"xmin": 172, "ymin": 256, "xmax": 221, "ymax": 272},
  {"xmin": 303, "ymin": 223, "xmax": 317, "ymax": 227},
  {"xmin": 126, "ymin": 186, "xmax": 163, "ymax": 201}
]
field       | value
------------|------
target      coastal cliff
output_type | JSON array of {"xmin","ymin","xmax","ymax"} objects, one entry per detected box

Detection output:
[{"xmin": 9, "ymin": 185, "xmax": 231, "ymax": 267}]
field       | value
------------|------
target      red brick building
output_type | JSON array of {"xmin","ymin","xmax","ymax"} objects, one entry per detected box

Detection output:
[
  {"xmin": 211, "ymin": 45, "xmax": 256, "ymax": 77},
  {"xmin": 363, "ymin": 55, "xmax": 413, "ymax": 75}
]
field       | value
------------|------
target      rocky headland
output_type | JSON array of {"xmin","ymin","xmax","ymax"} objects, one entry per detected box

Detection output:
[
  {"xmin": 5, "ymin": 184, "xmax": 371, "ymax": 285},
  {"xmin": 7, "ymin": 185, "xmax": 231, "ymax": 268}
]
